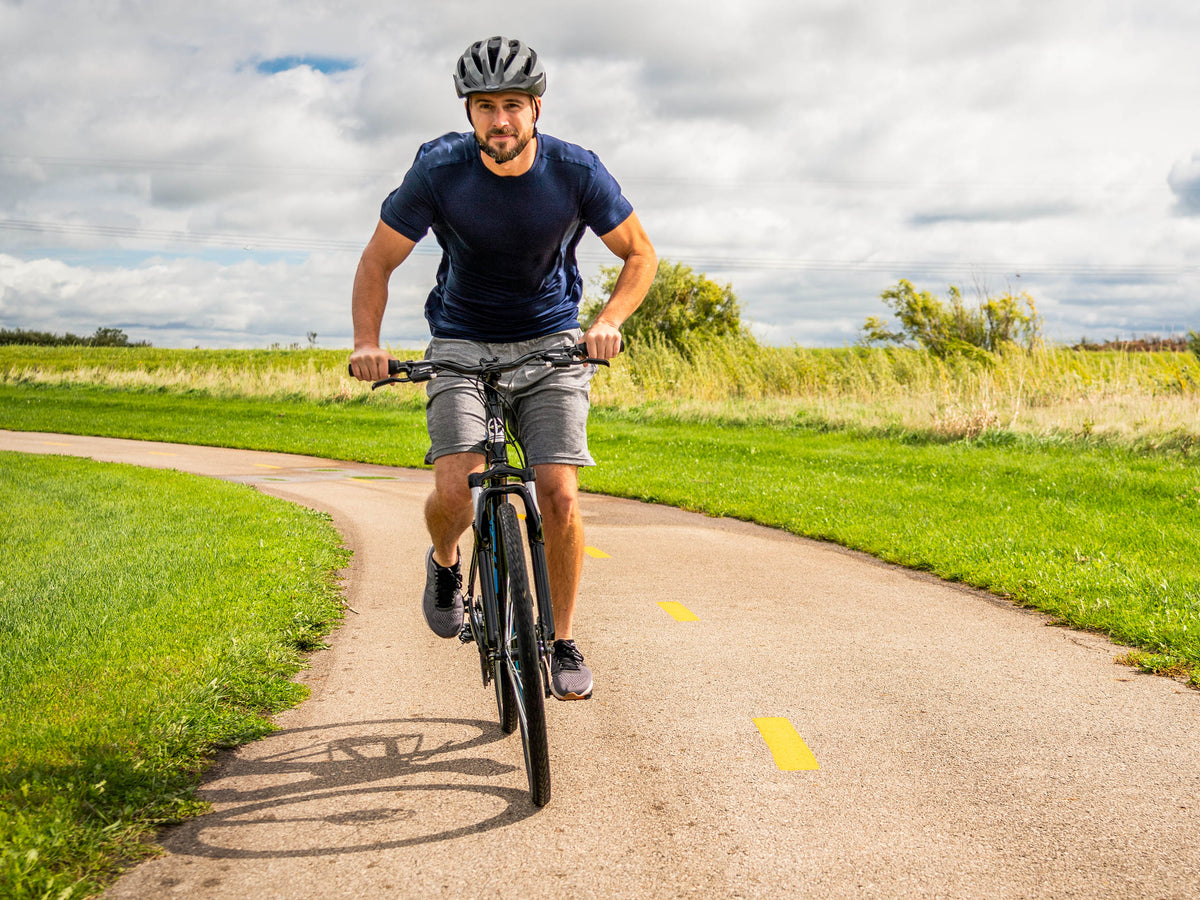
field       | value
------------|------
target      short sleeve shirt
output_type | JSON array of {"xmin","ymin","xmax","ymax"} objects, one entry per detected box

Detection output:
[{"xmin": 380, "ymin": 132, "xmax": 634, "ymax": 342}]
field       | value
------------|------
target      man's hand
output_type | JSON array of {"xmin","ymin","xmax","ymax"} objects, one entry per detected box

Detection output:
[
  {"xmin": 583, "ymin": 321, "xmax": 624, "ymax": 360},
  {"xmin": 348, "ymin": 345, "xmax": 395, "ymax": 382}
]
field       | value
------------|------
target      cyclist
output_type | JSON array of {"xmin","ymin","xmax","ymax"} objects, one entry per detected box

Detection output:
[{"xmin": 348, "ymin": 36, "xmax": 656, "ymax": 701}]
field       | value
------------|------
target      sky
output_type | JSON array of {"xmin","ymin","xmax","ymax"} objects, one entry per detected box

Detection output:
[{"xmin": 2, "ymin": 0, "xmax": 1199, "ymax": 349}]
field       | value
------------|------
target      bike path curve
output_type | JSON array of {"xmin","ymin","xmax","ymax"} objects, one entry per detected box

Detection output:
[{"xmin": 2, "ymin": 431, "xmax": 1197, "ymax": 899}]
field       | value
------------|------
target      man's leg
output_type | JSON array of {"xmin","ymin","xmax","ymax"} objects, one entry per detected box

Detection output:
[
  {"xmin": 536, "ymin": 463, "xmax": 593, "ymax": 700},
  {"xmin": 534, "ymin": 463, "xmax": 584, "ymax": 640},
  {"xmin": 421, "ymin": 452, "xmax": 483, "ymax": 638},
  {"xmin": 425, "ymin": 452, "xmax": 485, "ymax": 566}
]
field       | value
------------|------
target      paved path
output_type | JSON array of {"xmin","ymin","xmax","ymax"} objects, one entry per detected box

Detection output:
[{"xmin": 3, "ymin": 431, "xmax": 1198, "ymax": 899}]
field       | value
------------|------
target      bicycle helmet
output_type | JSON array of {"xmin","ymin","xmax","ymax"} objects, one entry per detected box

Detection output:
[{"xmin": 453, "ymin": 36, "xmax": 547, "ymax": 98}]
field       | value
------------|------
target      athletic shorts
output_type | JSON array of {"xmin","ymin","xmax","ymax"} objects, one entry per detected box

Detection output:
[{"xmin": 423, "ymin": 329, "xmax": 596, "ymax": 468}]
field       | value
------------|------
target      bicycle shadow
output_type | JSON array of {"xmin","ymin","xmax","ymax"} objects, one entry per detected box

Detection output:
[{"xmin": 164, "ymin": 717, "xmax": 538, "ymax": 859}]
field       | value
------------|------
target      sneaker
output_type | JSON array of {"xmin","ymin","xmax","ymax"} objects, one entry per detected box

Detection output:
[
  {"xmin": 422, "ymin": 547, "xmax": 463, "ymax": 638},
  {"xmin": 550, "ymin": 639, "xmax": 593, "ymax": 700}
]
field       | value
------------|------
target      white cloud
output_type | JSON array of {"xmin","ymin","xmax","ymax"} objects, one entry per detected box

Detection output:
[{"xmin": 2, "ymin": 0, "xmax": 1199, "ymax": 348}]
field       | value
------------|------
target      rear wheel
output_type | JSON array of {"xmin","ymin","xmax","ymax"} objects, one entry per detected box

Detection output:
[
  {"xmin": 481, "ymin": 589, "xmax": 518, "ymax": 734},
  {"xmin": 496, "ymin": 502, "xmax": 551, "ymax": 806}
]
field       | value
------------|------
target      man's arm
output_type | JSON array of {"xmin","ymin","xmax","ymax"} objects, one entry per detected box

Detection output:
[
  {"xmin": 586, "ymin": 211, "xmax": 657, "ymax": 359},
  {"xmin": 349, "ymin": 220, "xmax": 418, "ymax": 381}
]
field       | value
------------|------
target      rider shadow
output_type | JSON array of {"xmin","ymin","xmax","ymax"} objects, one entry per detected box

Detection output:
[{"xmin": 163, "ymin": 717, "xmax": 538, "ymax": 859}]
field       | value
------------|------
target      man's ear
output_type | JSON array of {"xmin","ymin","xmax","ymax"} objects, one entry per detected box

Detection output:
[
  {"xmin": 533, "ymin": 97, "xmax": 542, "ymax": 125},
  {"xmin": 464, "ymin": 99, "xmax": 474, "ymax": 128}
]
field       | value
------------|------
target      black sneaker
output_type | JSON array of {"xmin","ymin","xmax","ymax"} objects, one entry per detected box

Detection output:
[
  {"xmin": 422, "ymin": 547, "xmax": 463, "ymax": 638},
  {"xmin": 550, "ymin": 639, "xmax": 593, "ymax": 700}
]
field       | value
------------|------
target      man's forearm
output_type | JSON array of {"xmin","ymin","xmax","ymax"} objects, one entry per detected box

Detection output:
[
  {"xmin": 594, "ymin": 247, "xmax": 657, "ymax": 328},
  {"xmin": 351, "ymin": 258, "xmax": 391, "ymax": 349}
]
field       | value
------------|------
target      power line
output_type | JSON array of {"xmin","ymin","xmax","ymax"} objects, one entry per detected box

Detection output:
[
  {"xmin": 3, "ymin": 153, "xmax": 1189, "ymax": 195},
  {"xmin": 3, "ymin": 217, "xmax": 1196, "ymax": 279}
]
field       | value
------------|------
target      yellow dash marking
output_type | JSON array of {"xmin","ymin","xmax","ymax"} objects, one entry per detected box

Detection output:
[
  {"xmin": 253, "ymin": 464, "xmax": 282, "ymax": 469},
  {"xmin": 753, "ymin": 718, "xmax": 820, "ymax": 771},
  {"xmin": 658, "ymin": 601, "xmax": 698, "ymax": 621},
  {"xmin": 148, "ymin": 452, "xmax": 178, "ymax": 457},
  {"xmin": 43, "ymin": 442, "xmax": 72, "ymax": 446},
  {"xmin": 583, "ymin": 547, "xmax": 610, "ymax": 559}
]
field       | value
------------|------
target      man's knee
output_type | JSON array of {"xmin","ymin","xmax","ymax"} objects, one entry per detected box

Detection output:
[
  {"xmin": 433, "ymin": 453, "xmax": 484, "ymax": 510},
  {"xmin": 535, "ymin": 465, "xmax": 580, "ymax": 523}
]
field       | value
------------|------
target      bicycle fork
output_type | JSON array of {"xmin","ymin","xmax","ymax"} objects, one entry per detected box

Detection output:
[{"xmin": 467, "ymin": 475, "xmax": 557, "ymax": 692}]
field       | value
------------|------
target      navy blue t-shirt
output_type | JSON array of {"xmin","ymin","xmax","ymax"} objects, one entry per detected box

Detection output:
[{"xmin": 380, "ymin": 131, "xmax": 634, "ymax": 342}]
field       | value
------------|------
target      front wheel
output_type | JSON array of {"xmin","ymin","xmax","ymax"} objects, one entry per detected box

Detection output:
[{"xmin": 496, "ymin": 501, "xmax": 551, "ymax": 807}]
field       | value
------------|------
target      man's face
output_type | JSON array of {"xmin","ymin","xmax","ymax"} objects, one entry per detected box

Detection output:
[{"xmin": 468, "ymin": 91, "xmax": 538, "ymax": 165}]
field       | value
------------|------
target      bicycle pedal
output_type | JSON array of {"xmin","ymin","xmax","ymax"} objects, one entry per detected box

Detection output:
[{"xmin": 458, "ymin": 621, "xmax": 473, "ymax": 643}]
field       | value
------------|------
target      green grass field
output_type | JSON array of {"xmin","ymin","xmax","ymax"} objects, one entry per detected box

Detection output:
[{"xmin": 0, "ymin": 452, "xmax": 347, "ymax": 899}]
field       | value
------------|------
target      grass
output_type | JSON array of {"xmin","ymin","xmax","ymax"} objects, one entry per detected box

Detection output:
[
  {"xmin": 4, "ymin": 341, "xmax": 1199, "ymax": 450},
  {"xmin": 0, "ymin": 453, "xmax": 347, "ymax": 899}
]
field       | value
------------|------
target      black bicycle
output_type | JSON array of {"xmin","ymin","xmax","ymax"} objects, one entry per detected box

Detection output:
[{"xmin": 363, "ymin": 343, "xmax": 609, "ymax": 807}]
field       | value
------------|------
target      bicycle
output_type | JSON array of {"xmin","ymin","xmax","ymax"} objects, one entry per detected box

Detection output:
[{"xmin": 358, "ymin": 342, "xmax": 611, "ymax": 807}]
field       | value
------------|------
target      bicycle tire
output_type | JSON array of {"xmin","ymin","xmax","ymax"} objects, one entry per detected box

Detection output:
[{"xmin": 496, "ymin": 501, "xmax": 551, "ymax": 806}]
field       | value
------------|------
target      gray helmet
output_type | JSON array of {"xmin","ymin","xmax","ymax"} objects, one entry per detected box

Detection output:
[{"xmin": 453, "ymin": 36, "xmax": 546, "ymax": 98}]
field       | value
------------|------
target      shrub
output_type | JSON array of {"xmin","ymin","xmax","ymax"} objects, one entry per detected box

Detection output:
[
  {"xmin": 0, "ymin": 327, "xmax": 149, "ymax": 347},
  {"xmin": 861, "ymin": 280, "xmax": 1042, "ymax": 358},
  {"xmin": 581, "ymin": 259, "xmax": 750, "ymax": 354}
]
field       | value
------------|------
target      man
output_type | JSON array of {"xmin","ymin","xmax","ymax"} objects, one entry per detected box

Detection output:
[{"xmin": 348, "ymin": 36, "xmax": 656, "ymax": 700}]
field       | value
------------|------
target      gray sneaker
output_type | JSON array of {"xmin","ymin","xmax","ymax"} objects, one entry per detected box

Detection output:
[
  {"xmin": 422, "ymin": 547, "xmax": 463, "ymax": 638},
  {"xmin": 550, "ymin": 639, "xmax": 593, "ymax": 700}
]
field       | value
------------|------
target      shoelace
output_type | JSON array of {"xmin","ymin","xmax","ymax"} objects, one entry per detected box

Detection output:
[
  {"xmin": 553, "ymin": 640, "xmax": 583, "ymax": 670},
  {"xmin": 434, "ymin": 563, "xmax": 461, "ymax": 610}
]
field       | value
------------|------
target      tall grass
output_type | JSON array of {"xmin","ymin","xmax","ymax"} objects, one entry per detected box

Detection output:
[
  {"xmin": 594, "ymin": 337, "xmax": 1200, "ymax": 451},
  {"xmin": 3, "ymin": 340, "xmax": 1198, "ymax": 452}
]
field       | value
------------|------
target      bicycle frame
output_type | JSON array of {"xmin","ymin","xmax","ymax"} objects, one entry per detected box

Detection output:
[{"xmin": 465, "ymin": 368, "xmax": 555, "ymax": 692}]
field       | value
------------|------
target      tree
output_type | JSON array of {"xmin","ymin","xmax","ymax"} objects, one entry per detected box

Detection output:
[
  {"xmin": 581, "ymin": 259, "xmax": 748, "ymax": 352},
  {"xmin": 861, "ymin": 279, "xmax": 1042, "ymax": 357}
]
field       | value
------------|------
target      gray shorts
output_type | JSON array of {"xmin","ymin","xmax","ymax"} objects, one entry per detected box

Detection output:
[{"xmin": 424, "ymin": 329, "xmax": 596, "ymax": 467}]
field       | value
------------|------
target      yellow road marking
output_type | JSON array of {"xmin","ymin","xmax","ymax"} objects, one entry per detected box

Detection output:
[
  {"xmin": 42, "ymin": 442, "xmax": 72, "ymax": 446},
  {"xmin": 584, "ymin": 547, "xmax": 610, "ymax": 559},
  {"xmin": 253, "ymin": 463, "xmax": 282, "ymax": 469},
  {"xmin": 658, "ymin": 601, "xmax": 698, "ymax": 621},
  {"xmin": 753, "ymin": 718, "xmax": 820, "ymax": 771}
]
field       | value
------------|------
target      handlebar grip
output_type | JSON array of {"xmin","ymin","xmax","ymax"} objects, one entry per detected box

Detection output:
[
  {"xmin": 574, "ymin": 339, "xmax": 625, "ymax": 355},
  {"xmin": 347, "ymin": 359, "xmax": 408, "ymax": 377}
]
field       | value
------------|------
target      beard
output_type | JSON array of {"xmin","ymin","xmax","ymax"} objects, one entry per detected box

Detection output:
[{"xmin": 476, "ymin": 128, "xmax": 534, "ymax": 164}]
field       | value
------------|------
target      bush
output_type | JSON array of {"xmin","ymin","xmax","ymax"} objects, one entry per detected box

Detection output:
[
  {"xmin": 581, "ymin": 259, "xmax": 750, "ymax": 353},
  {"xmin": 1188, "ymin": 330, "xmax": 1200, "ymax": 360},
  {"xmin": 861, "ymin": 280, "xmax": 1042, "ymax": 358},
  {"xmin": 0, "ymin": 327, "xmax": 149, "ymax": 348}
]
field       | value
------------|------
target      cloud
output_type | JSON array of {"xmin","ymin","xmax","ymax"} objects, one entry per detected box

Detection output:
[
  {"xmin": 2, "ymin": 0, "xmax": 1200, "ymax": 348},
  {"xmin": 1168, "ymin": 152, "xmax": 1200, "ymax": 216},
  {"xmin": 909, "ymin": 201, "xmax": 1079, "ymax": 227}
]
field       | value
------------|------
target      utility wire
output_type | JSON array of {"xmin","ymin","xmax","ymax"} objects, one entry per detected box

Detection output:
[{"xmin": 3, "ymin": 217, "xmax": 1196, "ymax": 279}]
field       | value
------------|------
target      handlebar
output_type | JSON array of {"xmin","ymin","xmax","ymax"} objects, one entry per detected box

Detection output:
[{"xmin": 348, "ymin": 341, "xmax": 621, "ymax": 390}]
